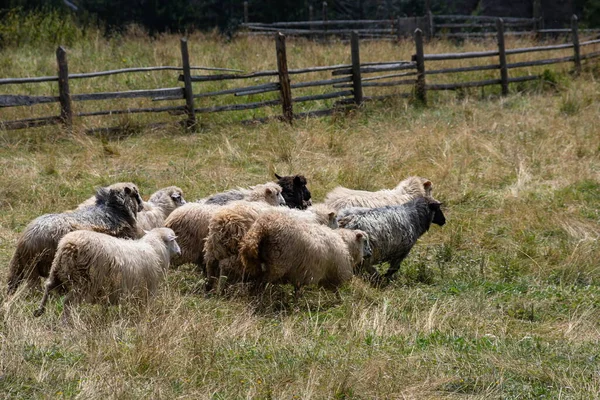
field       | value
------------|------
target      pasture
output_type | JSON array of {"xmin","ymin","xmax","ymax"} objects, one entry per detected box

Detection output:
[{"xmin": 1, "ymin": 31, "xmax": 599, "ymax": 398}]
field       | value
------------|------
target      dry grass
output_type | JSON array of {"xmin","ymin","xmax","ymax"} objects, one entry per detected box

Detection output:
[{"xmin": 0, "ymin": 32, "xmax": 599, "ymax": 399}]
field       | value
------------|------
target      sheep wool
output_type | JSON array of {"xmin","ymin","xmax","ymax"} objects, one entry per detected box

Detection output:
[
  {"xmin": 203, "ymin": 202, "xmax": 338, "ymax": 292},
  {"xmin": 137, "ymin": 186, "xmax": 186, "ymax": 231},
  {"xmin": 338, "ymin": 197, "xmax": 446, "ymax": 280},
  {"xmin": 34, "ymin": 228, "xmax": 181, "ymax": 319},
  {"xmin": 6, "ymin": 183, "xmax": 143, "ymax": 295},
  {"xmin": 324, "ymin": 176, "xmax": 433, "ymax": 211},
  {"xmin": 239, "ymin": 211, "xmax": 372, "ymax": 291}
]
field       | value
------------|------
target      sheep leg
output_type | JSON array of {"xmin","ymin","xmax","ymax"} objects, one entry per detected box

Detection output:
[
  {"xmin": 6, "ymin": 262, "xmax": 24, "ymax": 296},
  {"xmin": 33, "ymin": 276, "xmax": 61, "ymax": 317},
  {"xmin": 384, "ymin": 255, "xmax": 408, "ymax": 279},
  {"xmin": 204, "ymin": 259, "xmax": 220, "ymax": 294}
]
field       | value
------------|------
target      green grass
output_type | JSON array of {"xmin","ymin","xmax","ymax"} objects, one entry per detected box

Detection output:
[{"xmin": 1, "ymin": 30, "xmax": 600, "ymax": 398}]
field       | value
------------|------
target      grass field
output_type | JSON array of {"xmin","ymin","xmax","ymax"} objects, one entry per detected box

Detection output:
[{"xmin": 1, "ymin": 30, "xmax": 600, "ymax": 399}]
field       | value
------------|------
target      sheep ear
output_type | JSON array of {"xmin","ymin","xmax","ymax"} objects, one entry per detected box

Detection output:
[
  {"xmin": 167, "ymin": 234, "xmax": 177, "ymax": 241},
  {"xmin": 124, "ymin": 186, "xmax": 132, "ymax": 195},
  {"xmin": 355, "ymin": 232, "xmax": 364, "ymax": 240},
  {"xmin": 265, "ymin": 188, "xmax": 273, "ymax": 195},
  {"xmin": 143, "ymin": 229, "xmax": 150, "ymax": 235},
  {"xmin": 423, "ymin": 180, "xmax": 432, "ymax": 190},
  {"xmin": 293, "ymin": 175, "xmax": 303, "ymax": 185},
  {"xmin": 328, "ymin": 212, "xmax": 336, "ymax": 219},
  {"xmin": 274, "ymin": 173, "xmax": 282, "ymax": 179}
]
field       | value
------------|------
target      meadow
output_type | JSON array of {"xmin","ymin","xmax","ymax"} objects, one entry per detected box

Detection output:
[{"xmin": 0, "ymin": 26, "xmax": 599, "ymax": 399}]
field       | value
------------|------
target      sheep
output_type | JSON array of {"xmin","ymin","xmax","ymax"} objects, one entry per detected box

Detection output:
[
  {"xmin": 324, "ymin": 176, "xmax": 434, "ymax": 211},
  {"xmin": 6, "ymin": 183, "xmax": 144, "ymax": 295},
  {"xmin": 164, "ymin": 183, "xmax": 286, "ymax": 271},
  {"xmin": 136, "ymin": 186, "xmax": 186, "ymax": 231},
  {"xmin": 203, "ymin": 202, "xmax": 338, "ymax": 292},
  {"xmin": 33, "ymin": 228, "xmax": 181, "ymax": 320},
  {"xmin": 75, "ymin": 182, "xmax": 143, "ymax": 210},
  {"xmin": 199, "ymin": 182, "xmax": 286, "ymax": 206},
  {"xmin": 238, "ymin": 211, "xmax": 372, "ymax": 292},
  {"xmin": 337, "ymin": 197, "xmax": 446, "ymax": 281},
  {"xmin": 275, "ymin": 173, "xmax": 312, "ymax": 209}
]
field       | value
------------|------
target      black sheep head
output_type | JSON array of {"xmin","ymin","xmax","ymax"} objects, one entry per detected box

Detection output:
[
  {"xmin": 428, "ymin": 201, "xmax": 446, "ymax": 226},
  {"xmin": 274, "ymin": 173, "xmax": 312, "ymax": 209}
]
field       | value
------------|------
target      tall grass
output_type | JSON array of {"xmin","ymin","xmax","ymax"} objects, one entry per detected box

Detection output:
[{"xmin": 0, "ymin": 27, "xmax": 599, "ymax": 398}]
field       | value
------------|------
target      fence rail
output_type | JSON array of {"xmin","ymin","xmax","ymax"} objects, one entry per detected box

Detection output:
[{"xmin": 1, "ymin": 15, "xmax": 599, "ymax": 132}]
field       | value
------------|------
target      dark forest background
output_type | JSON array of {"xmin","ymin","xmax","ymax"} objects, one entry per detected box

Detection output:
[{"xmin": 1, "ymin": 0, "xmax": 599, "ymax": 37}]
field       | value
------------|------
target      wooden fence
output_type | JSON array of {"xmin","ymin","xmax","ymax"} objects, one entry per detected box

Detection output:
[
  {"xmin": 1, "ymin": 16, "xmax": 599, "ymax": 132},
  {"xmin": 240, "ymin": 2, "xmax": 600, "ymax": 40}
]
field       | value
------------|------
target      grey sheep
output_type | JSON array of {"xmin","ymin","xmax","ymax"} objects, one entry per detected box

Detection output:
[
  {"xmin": 324, "ymin": 176, "xmax": 433, "ymax": 211},
  {"xmin": 34, "ymin": 228, "xmax": 181, "ymax": 320},
  {"xmin": 6, "ymin": 183, "xmax": 143, "ymax": 295},
  {"xmin": 75, "ymin": 182, "xmax": 142, "ymax": 210},
  {"xmin": 239, "ymin": 211, "xmax": 372, "ymax": 292},
  {"xmin": 137, "ymin": 186, "xmax": 186, "ymax": 231},
  {"xmin": 337, "ymin": 197, "xmax": 446, "ymax": 281}
]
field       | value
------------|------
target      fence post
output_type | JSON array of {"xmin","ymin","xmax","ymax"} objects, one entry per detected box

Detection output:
[
  {"xmin": 243, "ymin": 1, "xmax": 249, "ymax": 24},
  {"xmin": 322, "ymin": 1, "xmax": 328, "ymax": 33},
  {"xmin": 56, "ymin": 46, "xmax": 72, "ymax": 128},
  {"xmin": 571, "ymin": 15, "xmax": 581, "ymax": 75},
  {"xmin": 351, "ymin": 31, "xmax": 363, "ymax": 105},
  {"xmin": 427, "ymin": 11, "xmax": 435, "ymax": 40},
  {"xmin": 496, "ymin": 18, "xmax": 509, "ymax": 96},
  {"xmin": 180, "ymin": 37, "xmax": 196, "ymax": 128},
  {"xmin": 396, "ymin": 17, "xmax": 402, "ymax": 41},
  {"xmin": 275, "ymin": 33, "xmax": 293, "ymax": 123},
  {"xmin": 413, "ymin": 29, "xmax": 426, "ymax": 105}
]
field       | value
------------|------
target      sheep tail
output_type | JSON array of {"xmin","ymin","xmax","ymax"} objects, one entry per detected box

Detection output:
[{"xmin": 238, "ymin": 224, "xmax": 264, "ymax": 276}]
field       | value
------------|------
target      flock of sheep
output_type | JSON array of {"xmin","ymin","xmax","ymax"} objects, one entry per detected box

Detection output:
[{"xmin": 5, "ymin": 173, "xmax": 445, "ymax": 321}]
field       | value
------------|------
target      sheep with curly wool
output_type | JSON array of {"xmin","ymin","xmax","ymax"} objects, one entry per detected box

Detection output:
[
  {"xmin": 33, "ymin": 228, "xmax": 180, "ymax": 320},
  {"xmin": 337, "ymin": 196, "xmax": 446, "ymax": 280},
  {"xmin": 6, "ymin": 183, "xmax": 143, "ymax": 295},
  {"xmin": 164, "ymin": 182, "xmax": 285, "ymax": 271},
  {"xmin": 136, "ymin": 186, "xmax": 186, "ymax": 231},
  {"xmin": 203, "ymin": 202, "xmax": 338, "ymax": 292},
  {"xmin": 324, "ymin": 176, "xmax": 434, "ymax": 212},
  {"xmin": 238, "ymin": 211, "xmax": 372, "ymax": 292}
]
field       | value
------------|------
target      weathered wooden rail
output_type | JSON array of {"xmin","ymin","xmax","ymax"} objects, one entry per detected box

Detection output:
[{"xmin": 1, "ymin": 14, "xmax": 599, "ymax": 132}]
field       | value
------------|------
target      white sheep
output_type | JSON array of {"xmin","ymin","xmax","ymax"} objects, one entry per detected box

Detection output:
[
  {"xmin": 238, "ymin": 211, "xmax": 372, "ymax": 292},
  {"xmin": 324, "ymin": 176, "xmax": 433, "ymax": 211},
  {"xmin": 136, "ymin": 186, "xmax": 186, "ymax": 231},
  {"xmin": 164, "ymin": 182, "xmax": 286, "ymax": 271},
  {"xmin": 203, "ymin": 201, "xmax": 338, "ymax": 292},
  {"xmin": 34, "ymin": 227, "xmax": 181, "ymax": 320}
]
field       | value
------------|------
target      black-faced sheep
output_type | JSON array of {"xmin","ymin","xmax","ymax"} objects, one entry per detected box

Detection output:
[
  {"xmin": 137, "ymin": 186, "xmax": 186, "ymax": 231},
  {"xmin": 324, "ymin": 176, "xmax": 433, "ymax": 211},
  {"xmin": 199, "ymin": 182, "xmax": 286, "ymax": 206},
  {"xmin": 275, "ymin": 173, "xmax": 312, "ymax": 209},
  {"xmin": 238, "ymin": 211, "xmax": 372, "ymax": 292},
  {"xmin": 33, "ymin": 228, "xmax": 180, "ymax": 320},
  {"xmin": 337, "ymin": 197, "xmax": 446, "ymax": 281},
  {"xmin": 164, "ymin": 183, "xmax": 286, "ymax": 271},
  {"xmin": 6, "ymin": 183, "xmax": 143, "ymax": 295},
  {"xmin": 203, "ymin": 202, "xmax": 338, "ymax": 292}
]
